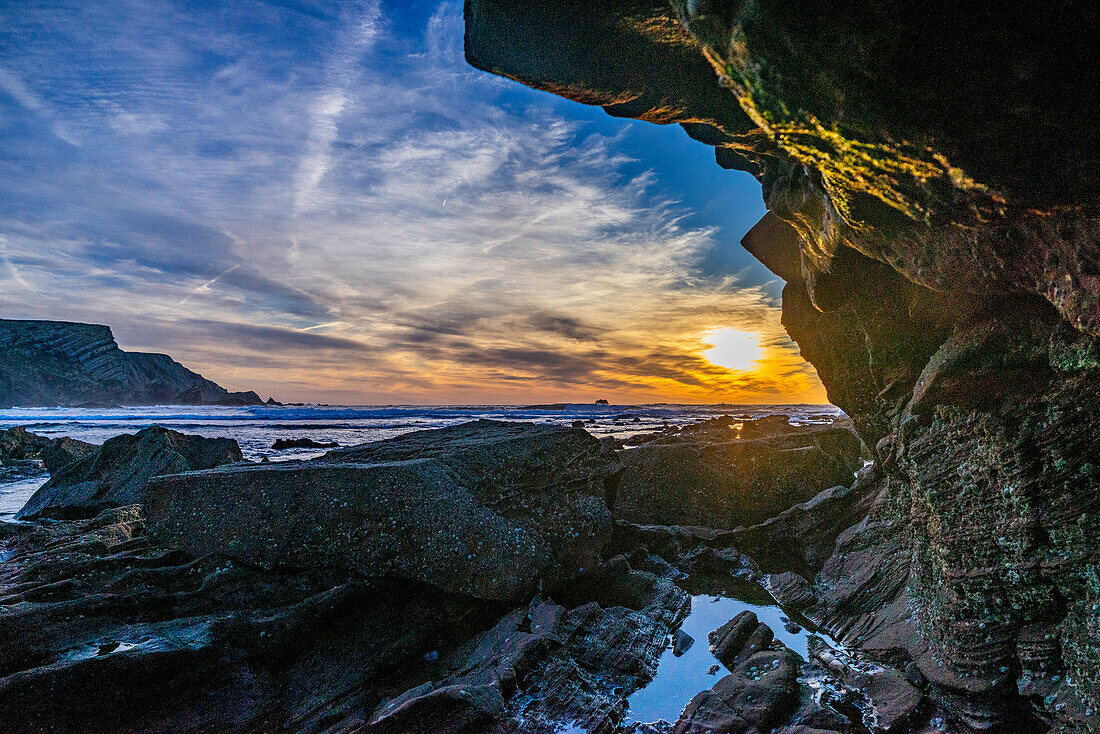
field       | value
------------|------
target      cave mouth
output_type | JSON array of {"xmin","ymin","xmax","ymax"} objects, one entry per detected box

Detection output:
[{"xmin": 464, "ymin": 1, "xmax": 1100, "ymax": 731}]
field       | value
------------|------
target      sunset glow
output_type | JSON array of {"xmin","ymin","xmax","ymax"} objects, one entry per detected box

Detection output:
[
  {"xmin": 0, "ymin": 1, "xmax": 829, "ymax": 406},
  {"xmin": 702, "ymin": 328, "xmax": 764, "ymax": 373}
]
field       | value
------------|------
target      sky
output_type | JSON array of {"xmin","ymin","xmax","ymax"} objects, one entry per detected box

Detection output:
[{"xmin": 0, "ymin": 0, "xmax": 828, "ymax": 405}]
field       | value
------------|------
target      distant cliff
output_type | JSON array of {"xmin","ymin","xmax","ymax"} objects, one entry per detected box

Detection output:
[{"xmin": 0, "ymin": 319, "xmax": 265, "ymax": 407}]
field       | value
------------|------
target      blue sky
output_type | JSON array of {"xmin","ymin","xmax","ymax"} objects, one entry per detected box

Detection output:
[{"xmin": 0, "ymin": 0, "xmax": 824, "ymax": 403}]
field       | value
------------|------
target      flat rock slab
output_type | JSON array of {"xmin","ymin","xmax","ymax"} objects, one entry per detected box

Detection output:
[
  {"xmin": 614, "ymin": 425, "xmax": 861, "ymax": 530},
  {"xmin": 146, "ymin": 420, "xmax": 622, "ymax": 602}
]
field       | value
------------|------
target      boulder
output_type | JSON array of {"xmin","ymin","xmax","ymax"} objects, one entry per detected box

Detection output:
[
  {"xmin": 614, "ymin": 425, "xmax": 861, "ymax": 529},
  {"xmin": 738, "ymin": 414, "xmax": 800, "ymax": 439},
  {"xmin": 708, "ymin": 611, "xmax": 774, "ymax": 670},
  {"xmin": 675, "ymin": 649, "xmax": 800, "ymax": 733},
  {"xmin": 145, "ymin": 421, "xmax": 622, "ymax": 602},
  {"xmin": 0, "ymin": 426, "xmax": 96, "ymax": 475},
  {"xmin": 16, "ymin": 426, "xmax": 242, "ymax": 520}
]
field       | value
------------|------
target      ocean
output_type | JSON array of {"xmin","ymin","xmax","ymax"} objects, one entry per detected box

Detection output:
[{"xmin": 0, "ymin": 402, "xmax": 842, "ymax": 519}]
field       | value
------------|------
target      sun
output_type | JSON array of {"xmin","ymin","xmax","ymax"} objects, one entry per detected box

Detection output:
[{"xmin": 702, "ymin": 328, "xmax": 764, "ymax": 372}]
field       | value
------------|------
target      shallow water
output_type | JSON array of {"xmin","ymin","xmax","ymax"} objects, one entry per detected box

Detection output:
[
  {"xmin": 626, "ymin": 594, "xmax": 813, "ymax": 725},
  {"xmin": 0, "ymin": 475, "xmax": 47, "ymax": 519}
]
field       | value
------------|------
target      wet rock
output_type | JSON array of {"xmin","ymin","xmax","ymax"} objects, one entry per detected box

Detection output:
[
  {"xmin": 708, "ymin": 611, "xmax": 774, "ymax": 671},
  {"xmin": 781, "ymin": 618, "xmax": 802, "ymax": 635},
  {"xmin": 614, "ymin": 425, "xmax": 861, "ymax": 530},
  {"xmin": 271, "ymin": 437, "xmax": 339, "ymax": 449},
  {"xmin": 570, "ymin": 420, "xmax": 586, "ymax": 428},
  {"xmin": 672, "ymin": 628, "xmax": 694, "ymax": 656},
  {"xmin": 0, "ymin": 506, "xmax": 498, "ymax": 733},
  {"xmin": 0, "ymin": 422, "xmax": 645, "ymax": 732},
  {"xmin": 811, "ymin": 640, "xmax": 923, "ymax": 734},
  {"xmin": 675, "ymin": 649, "xmax": 800, "ymax": 733},
  {"xmin": 16, "ymin": 426, "xmax": 242, "ymax": 521},
  {"xmin": 146, "ymin": 421, "xmax": 621, "ymax": 603},
  {"xmin": 366, "ymin": 683, "xmax": 506, "ymax": 734},
  {"xmin": 366, "ymin": 564, "xmax": 690, "ymax": 733},
  {"xmin": 764, "ymin": 572, "xmax": 816, "ymax": 612}
]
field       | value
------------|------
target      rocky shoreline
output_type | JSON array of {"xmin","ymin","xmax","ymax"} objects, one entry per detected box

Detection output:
[
  {"xmin": 460, "ymin": 3, "xmax": 1099, "ymax": 732},
  {"xmin": 0, "ymin": 319, "xmax": 269, "ymax": 407},
  {"xmin": 0, "ymin": 413, "xmax": 1035, "ymax": 733}
]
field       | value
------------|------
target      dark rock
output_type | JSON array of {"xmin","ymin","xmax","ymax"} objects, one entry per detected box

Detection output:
[
  {"xmin": 145, "ymin": 421, "xmax": 621, "ymax": 603},
  {"xmin": 811, "ymin": 640, "xmax": 923, "ymax": 734},
  {"xmin": 0, "ymin": 426, "xmax": 96, "ymax": 476},
  {"xmin": 614, "ymin": 424, "xmax": 861, "ymax": 529},
  {"xmin": 672, "ymin": 628, "xmax": 694, "ymax": 656},
  {"xmin": 599, "ymin": 435, "xmax": 626, "ymax": 451},
  {"xmin": 366, "ymin": 683, "xmax": 505, "ymax": 734},
  {"xmin": 708, "ymin": 611, "xmax": 774, "ymax": 670},
  {"xmin": 905, "ymin": 662, "xmax": 927, "ymax": 690},
  {"xmin": 16, "ymin": 426, "xmax": 243, "ymax": 521},
  {"xmin": 739, "ymin": 414, "xmax": 798, "ymax": 439},
  {"xmin": 464, "ymin": 3, "xmax": 1100, "ymax": 730},
  {"xmin": 570, "ymin": 420, "xmax": 586, "ymax": 428},
  {"xmin": 0, "ymin": 319, "xmax": 266, "ymax": 407},
  {"xmin": 764, "ymin": 572, "xmax": 816, "ymax": 612},
  {"xmin": 366, "ymin": 563, "xmax": 689, "ymax": 733},
  {"xmin": 271, "ymin": 437, "xmax": 340, "ymax": 449},
  {"xmin": 594, "ymin": 399, "xmax": 609, "ymax": 405},
  {"xmin": 0, "ymin": 422, "xmax": 661, "ymax": 733},
  {"xmin": 675, "ymin": 650, "xmax": 800, "ymax": 733},
  {"xmin": 0, "ymin": 506, "xmax": 497, "ymax": 734}
]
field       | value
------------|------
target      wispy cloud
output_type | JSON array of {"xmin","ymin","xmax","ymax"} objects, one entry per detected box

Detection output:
[
  {"xmin": 0, "ymin": 1, "xmax": 824, "ymax": 404},
  {"xmin": 293, "ymin": 3, "xmax": 381, "ymax": 214}
]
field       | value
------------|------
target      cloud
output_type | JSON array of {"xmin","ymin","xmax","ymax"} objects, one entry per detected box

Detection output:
[{"xmin": 0, "ymin": 0, "xmax": 824, "ymax": 404}]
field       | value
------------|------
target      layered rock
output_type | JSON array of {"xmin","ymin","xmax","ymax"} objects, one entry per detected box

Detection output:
[
  {"xmin": 0, "ymin": 421, "xmax": 637, "ymax": 732},
  {"xmin": 0, "ymin": 319, "xmax": 265, "ymax": 407},
  {"xmin": 0, "ymin": 506, "xmax": 502, "ymax": 733},
  {"xmin": 367, "ymin": 561, "xmax": 690, "ymax": 733},
  {"xmin": 464, "ymin": 2, "xmax": 1099, "ymax": 730}
]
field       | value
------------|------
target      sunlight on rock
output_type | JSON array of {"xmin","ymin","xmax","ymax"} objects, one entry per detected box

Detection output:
[{"xmin": 702, "ymin": 328, "xmax": 764, "ymax": 372}]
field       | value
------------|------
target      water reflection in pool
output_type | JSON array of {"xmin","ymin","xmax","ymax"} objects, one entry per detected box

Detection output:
[{"xmin": 625, "ymin": 594, "xmax": 813, "ymax": 726}]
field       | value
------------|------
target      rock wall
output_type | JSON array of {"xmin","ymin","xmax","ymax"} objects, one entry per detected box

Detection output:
[
  {"xmin": 464, "ymin": 2, "xmax": 1099, "ymax": 729},
  {"xmin": 0, "ymin": 319, "xmax": 264, "ymax": 407}
]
